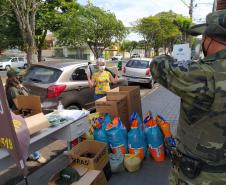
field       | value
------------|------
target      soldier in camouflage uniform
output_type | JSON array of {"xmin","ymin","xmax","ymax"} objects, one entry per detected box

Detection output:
[{"xmin": 151, "ymin": 10, "xmax": 226, "ymax": 185}]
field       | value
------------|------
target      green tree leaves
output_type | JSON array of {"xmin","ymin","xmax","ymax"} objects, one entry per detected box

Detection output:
[
  {"xmin": 56, "ymin": 4, "xmax": 128, "ymax": 59},
  {"xmin": 135, "ymin": 11, "xmax": 192, "ymax": 56}
]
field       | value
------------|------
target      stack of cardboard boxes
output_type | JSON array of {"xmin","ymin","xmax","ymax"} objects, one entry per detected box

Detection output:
[{"xmin": 95, "ymin": 86, "xmax": 142, "ymax": 129}]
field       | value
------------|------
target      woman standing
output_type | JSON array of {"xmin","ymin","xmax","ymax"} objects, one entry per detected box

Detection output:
[{"xmin": 87, "ymin": 58, "xmax": 118, "ymax": 100}]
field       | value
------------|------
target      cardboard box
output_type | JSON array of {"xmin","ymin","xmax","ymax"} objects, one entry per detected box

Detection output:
[
  {"xmin": 95, "ymin": 95, "xmax": 129, "ymax": 129},
  {"xmin": 13, "ymin": 95, "xmax": 42, "ymax": 116},
  {"xmin": 69, "ymin": 140, "xmax": 109, "ymax": 170},
  {"xmin": 107, "ymin": 86, "xmax": 142, "ymax": 120},
  {"xmin": 49, "ymin": 166, "xmax": 107, "ymax": 185},
  {"xmin": 24, "ymin": 113, "xmax": 49, "ymax": 135},
  {"xmin": 13, "ymin": 95, "xmax": 49, "ymax": 135}
]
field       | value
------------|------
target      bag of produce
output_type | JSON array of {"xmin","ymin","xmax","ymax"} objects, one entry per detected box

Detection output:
[
  {"xmin": 106, "ymin": 123, "xmax": 127, "ymax": 155},
  {"xmin": 124, "ymin": 154, "xmax": 142, "ymax": 172}
]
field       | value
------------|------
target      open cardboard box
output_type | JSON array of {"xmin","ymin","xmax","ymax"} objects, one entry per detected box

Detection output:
[
  {"xmin": 49, "ymin": 166, "xmax": 107, "ymax": 185},
  {"xmin": 69, "ymin": 140, "xmax": 109, "ymax": 171},
  {"xmin": 13, "ymin": 95, "xmax": 49, "ymax": 135}
]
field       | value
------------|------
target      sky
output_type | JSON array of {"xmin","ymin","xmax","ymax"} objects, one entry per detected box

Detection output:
[{"xmin": 77, "ymin": 0, "xmax": 213, "ymax": 40}]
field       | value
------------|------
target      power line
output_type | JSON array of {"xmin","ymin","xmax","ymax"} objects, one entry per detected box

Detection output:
[
  {"xmin": 180, "ymin": 0, "xmax": 189, "ymax": 7},
  {"xmin": 180, "ymin": 0, "xmax": 213, "ymax": 20},
  {"xmin": 180, "ymin": 0, "xmax": 194, "ymax": 19}
]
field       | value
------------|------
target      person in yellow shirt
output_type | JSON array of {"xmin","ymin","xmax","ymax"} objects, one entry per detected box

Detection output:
[{"xmin": 87, "ymin": 58, "xmax": 118, "ymax": 100}]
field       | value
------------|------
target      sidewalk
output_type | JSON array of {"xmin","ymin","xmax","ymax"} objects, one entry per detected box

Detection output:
[{"xmin": 108, "ymin": 86, "xmax": 181, "ymax": 185}]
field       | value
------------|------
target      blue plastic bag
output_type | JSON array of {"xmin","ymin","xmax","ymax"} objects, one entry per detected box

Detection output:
[
  {"xmin": 128, "ymin": 117, "xmax": 146, "ymax": 160},
  {"xmin": 106, "ymin": 123, "xmax": 127, "ymax": 155},
  {"xmin": 93, "ymin": 121, "xmax": 108, "ymax": 146},
  {"xmin": 112, "ymin": 117, "xmax": 128, "ymax": 152},
  {"xmin": 129, "ymin": 112, "xmax": 147, "ymax": 157},
  {"xmin": 102, "ymin": 113, "xmax": 112, "ymax": 130}
]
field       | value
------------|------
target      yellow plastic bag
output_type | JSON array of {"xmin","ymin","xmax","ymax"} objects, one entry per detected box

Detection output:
[{"xmin": 124, "ymin": 154, "xmax": 142, "ymax": 172}]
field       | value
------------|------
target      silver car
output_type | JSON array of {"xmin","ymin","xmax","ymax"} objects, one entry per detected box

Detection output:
[
  {"xmin": 22, "ymin": 61, "xmax": 127, "ymax": 112},
  {"xmin": 122, "ymin": 58, "xmax": 154, "ymax": 88},
  {"xmin": 0, "ymin": 57, "xmax": 27, "ymax": 70}
]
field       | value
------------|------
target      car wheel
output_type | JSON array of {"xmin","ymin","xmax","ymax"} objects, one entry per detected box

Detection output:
[
  {"xmin": 66, "ymin": 104, "xmax": 81, "ymax": 110},
  {"xmin": 24, "ymin": 64, "xmax": 28, "ymax": 69},
  {"xmin": 5, "ymin": 65, "xmax": 11, "ymax": 71}
]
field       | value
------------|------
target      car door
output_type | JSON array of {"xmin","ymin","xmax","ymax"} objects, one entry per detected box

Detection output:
[
  {"xmin": 18, "ymin": 57, "xmax": 25, "ymax": 68},
  {"xmin": 63, "ymin": 65, "xmax": 95, "ymax": 110},
  {"xmin": 11, "ymin": 57, "xmax": 19, "ymax": 68}
]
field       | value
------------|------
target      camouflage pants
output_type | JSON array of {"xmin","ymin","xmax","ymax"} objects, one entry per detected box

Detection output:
[{"xmin": 169, "ymin": 166, "xmax": 226, "ymax": 185}]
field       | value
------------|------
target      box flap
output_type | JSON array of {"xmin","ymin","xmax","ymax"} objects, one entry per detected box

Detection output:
[
  {"xmin": 24, "ymin": 113, "xmax": 49, "ymax": 135},
  {"xmin": 72, "ymin": 170, "xmax": 101, "ymax": 185},
  {"xmin": 13, "ymin": 95, "xmax": 41, "ymax": 115}
]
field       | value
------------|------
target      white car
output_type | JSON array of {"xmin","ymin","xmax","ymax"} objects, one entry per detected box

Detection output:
[
  {"xmin": 0, "ymin": 57, "xmax": 28, "ymax": 70},
  {"xmin": 122, "ymin": 58, "xmax": 154, "ymax": 88},
  {"xmin": 131, "ymin": 53, "xmax": 141, "ymax": 58},
  {"xmin": 112, "ymin": 54, "xmax": 123, "ymax": 61}
]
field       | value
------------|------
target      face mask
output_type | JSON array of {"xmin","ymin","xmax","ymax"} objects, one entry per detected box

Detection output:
[
  {"xmin": 99, "ymin": 65, "xmax": 105, "ymax": 71},
  {"xmin": 202, "ymin": 37, "xmax": 213, "ymax": 57}
]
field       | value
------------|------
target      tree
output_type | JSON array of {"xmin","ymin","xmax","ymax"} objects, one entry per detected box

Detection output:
[
  {"xmin": 121, "ymin": 41, "xmax": 138, "ymax": 57},
  {"xmin": 135, "ymin": 11, "xmax": 191, "ymax": 56},
  {"xmin": 156, "ymin": 11, "xmax": 181, "ymax": 54},
  {"xmin": 0, "ymin": 1, "xmax": 23, "ymax": 54},
  {"xmin": 36, "ymin": 0, "xmax": 79, "ymax": 62},
  {"xmin": 174, "ymin": 16, "xmax": 193, "ymax": 43},
  {"xmin": 56, "ymin": 4, "xmax": 128, "ymax": 59},
  {"xmin": 135, "ymin": 16, "xmax": 162, "ymax": 57},
  {"xmin": 6, "ymin": 0, "xmax": 41, "ymax": 65}
]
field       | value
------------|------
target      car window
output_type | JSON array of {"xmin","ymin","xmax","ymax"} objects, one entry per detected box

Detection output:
[
  {"xmin": 11, "ymin": 58, "xmax": 17, "ymax": 62},
  {"xmin": 89, "ymin": 65, "xmax": 99, "ymax": 74},
  {"xmin": 23, "ymin": 66, "xmax": 62, "ymax": 84},
  {"xmin": 126, "ymin": 60, "xmax": 150, "ymax": 69},
  {"xmin": 18, "ymin": 58, "xmax": 25, "ymax": 62},
  {"xmin": 0, "ymin": 57, "xmax": 11, "ymax": 62},
  {"xmin": 72, "ymin": 66, "xmax": 88, "ymax": 81},
  {"xmin": 89, "ymin": 64, "xmax": 116, "ymax": 78}
]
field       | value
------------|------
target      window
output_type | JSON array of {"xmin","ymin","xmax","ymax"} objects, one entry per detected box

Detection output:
[
  {"xmin": 72, "ymin": 66, "xmax": 88, "ymax": 81},
  {"xmin": 126, "ymin": 60, "xmax": 150, "ymax": 69},
  {"xmin": 11, "ymin": 58, "xmax": 18, "ymax": 63},
  {"xmin": 89, "ymin": 64, "xmax": 116, "ymax": 78},
  {"xmin": 18, "ymin": 58, "xmax": 25, "ymax": 62},
  {"xmin": 23, "ymin": 66, "xmax": 62, "ymax": 84},
  {"xmin": 0, "ymin": 57, "xmax": 11, "ymax": 62}
]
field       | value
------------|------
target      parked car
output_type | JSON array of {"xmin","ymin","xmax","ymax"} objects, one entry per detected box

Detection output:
[
  {"xmin": 122, "ymin": 58, "xmax": 154, "ymax": 88},
  {"xmin": 22, "ymin": 61, "xmax": 128, "ymax": 112},
  {"xmin": 131, "ymin": 53, "xmax": 140, "ymax": 58},
  {"xmin": 112, "ymin": 54, "xmax": 123, "ymax": 61},
  {"xmin": 0, "ymin": 57, "xmax": 27, "ymax": 70}
]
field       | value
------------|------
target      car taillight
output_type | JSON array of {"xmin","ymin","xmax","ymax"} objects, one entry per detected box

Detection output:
[
  {"xmin": 47, "ymin": 85, "xmax": 66, "ymax": 98},
  {"xmin": 146, "ymin": 68, "xmax": 151, "ymax": 76},
  {"xmin": 123, "ymin": 66, "xmax": 126, "ymax": 73}
]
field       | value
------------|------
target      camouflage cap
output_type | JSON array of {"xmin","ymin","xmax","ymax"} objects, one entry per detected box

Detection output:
[
  {"xmin": 7, "ymin": 68, "xmax": 21, "ymax": 78},
  {"xmin": 188, "ymin": 10, "xmax": 226, "ymax": 36}
]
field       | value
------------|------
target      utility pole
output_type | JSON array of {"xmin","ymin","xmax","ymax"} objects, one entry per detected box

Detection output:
[
  {"xmin": 180, "ymin": 0, "xmax": 194, "ymax": 20},
  {"xmin": 189, "ymin": 0, "xmax": 194, "ymax": 20}
]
